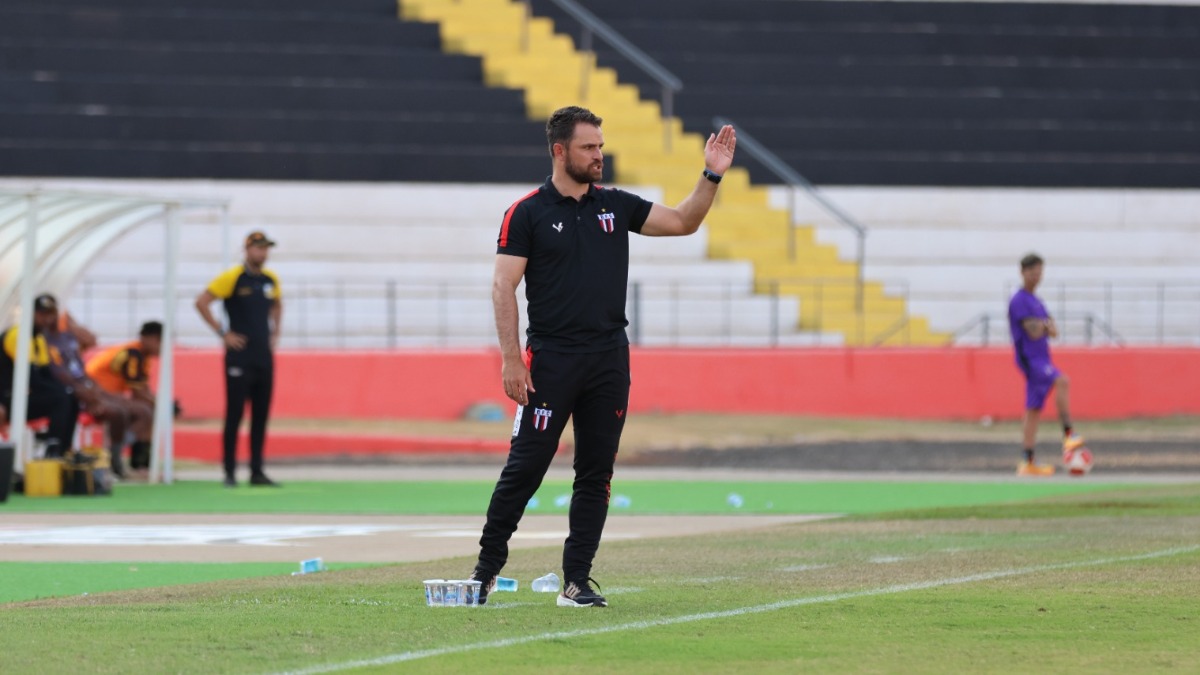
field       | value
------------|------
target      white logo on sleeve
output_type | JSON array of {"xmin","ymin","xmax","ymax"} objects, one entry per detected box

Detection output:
[{"xmin": 552, "ymin": 222, "xmax": 563, "ymax": 232}]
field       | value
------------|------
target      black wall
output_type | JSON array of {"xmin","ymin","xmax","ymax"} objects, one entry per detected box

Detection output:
[
  {"xmin": 0, "ymin": 0, "xmax": 602, "ymax": 183},
  {"xmin": 531, "ymin": 0, "xmax": 1200, "ymax": 187}
]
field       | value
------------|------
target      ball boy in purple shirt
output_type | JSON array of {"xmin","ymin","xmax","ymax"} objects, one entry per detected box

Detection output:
[{"xmin": 1008, "ymin": 253, "xmax": 1085, "ymax": 475}]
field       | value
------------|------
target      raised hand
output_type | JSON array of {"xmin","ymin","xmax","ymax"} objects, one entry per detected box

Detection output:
[{"xmin": 704, "ymin": 124, "xmax": 737, "ymax": 176}]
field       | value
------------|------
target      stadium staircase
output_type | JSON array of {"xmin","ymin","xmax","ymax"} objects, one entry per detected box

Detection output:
[{"xmin": 400, "ymin": 0, "xmax": 944, "ymax": 345}]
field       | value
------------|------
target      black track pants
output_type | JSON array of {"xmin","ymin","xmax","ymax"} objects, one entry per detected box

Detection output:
[
  {"xmin": 222, "ymin": 355, "xmax": 274, "ymax": 478},
  {"xmin": 24, "ymin": 379, "xmax": 79, "ymax": 454},
  {"xmin": 477, "ymin": 346, "xmax": 630, "ymax": 580}
]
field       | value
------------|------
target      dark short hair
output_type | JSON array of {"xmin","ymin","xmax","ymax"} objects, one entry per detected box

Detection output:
[
  {"xmin": 140, "ymin": 321, "xmax": 163, "ymax": 338},
  {"xmin": 1020, "ymin": 253, "xmax": 1044, "ymax": 270},
  {"xmin": 546, "ymin": 106, "xmax": 602, "ymax": 158}
]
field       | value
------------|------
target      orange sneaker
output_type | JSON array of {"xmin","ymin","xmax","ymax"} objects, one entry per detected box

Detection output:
[
  {"xmin": 1062, "ymin": 433, "xmax": 1086, "ymax": 463},
  {"xmin": 1017, "ymin": 461, "xmax": 1055, "ymax": 477}
]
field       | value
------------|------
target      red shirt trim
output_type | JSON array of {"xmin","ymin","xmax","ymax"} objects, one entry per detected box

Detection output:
[{"xmin": 498, "ymin": 188, "xmax": 541, "ymax": 248}]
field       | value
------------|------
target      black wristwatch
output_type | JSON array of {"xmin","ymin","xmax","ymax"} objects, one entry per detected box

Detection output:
[{"xmin": 702, "ymin": 168, "xmax": 722, "ymax": 184}]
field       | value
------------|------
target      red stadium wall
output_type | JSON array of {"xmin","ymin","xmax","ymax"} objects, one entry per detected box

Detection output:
[{"xmin": 171, "ymin": 348, "xmax": 1200, "ymax": 421}]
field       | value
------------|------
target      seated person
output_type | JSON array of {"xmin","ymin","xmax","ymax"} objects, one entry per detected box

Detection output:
[
  {"xmin": 41, "ymin": 295, "xmax": 153, "ymax": 478},
  {"xmin": 85, "ymin": 321, "xmax": 162, "ymax": 472},
  {"xmin": 1, "ymin": 294, "xmax": 79, "ymax": 457},
  {"xmin": 60, "ymin": 309, "xmax": 97, "ymax": 352}
]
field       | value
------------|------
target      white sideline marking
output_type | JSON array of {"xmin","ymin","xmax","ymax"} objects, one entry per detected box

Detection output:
[
  {"xmin": 275, "ymin": 545, "xmax": 1200, "ymax": 675},
  {"xmin": 0, "ymin": 524, "xmax": 414, "ymax": 547}
]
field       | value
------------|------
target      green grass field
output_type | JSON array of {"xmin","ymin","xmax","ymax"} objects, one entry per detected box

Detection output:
[
  {"xmin": 0, "ymin": 562, "xmax": 382, "ymax": 604},
  {"xmin": 0, "ymin": 477, "xmax": 1130, "ymax": 515},
  {"xmin": 2, "ymin": 480, "xmax": 1198, "ymax": 673}
]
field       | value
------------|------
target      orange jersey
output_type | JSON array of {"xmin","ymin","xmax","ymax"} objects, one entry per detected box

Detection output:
[{"xmin": 85, "ymin": 340, "xmax": 154, "ymax": 395}]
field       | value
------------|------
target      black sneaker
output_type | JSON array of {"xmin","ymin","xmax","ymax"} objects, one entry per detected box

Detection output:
[
  {"xmin": 42, "ymin": 439, "xmax": 65, "ymax": 459},
  {"xmin": 468, "ymin": 569, "xmax": 497, "ymax": 605},
  {"xmin": 222, "ymin": 476, "xmax": 237, "ymax": 488},
  {"xmin": 249, "ymin": 473, "xmax": 280, "ymax": 487},
  {"xmin": 557, "ymin": 577, "xmax": 607, "ymax": 607}
]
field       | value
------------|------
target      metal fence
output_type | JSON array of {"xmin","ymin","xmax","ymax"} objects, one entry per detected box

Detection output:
[
  {"xmin": 68, "ymin": 276, "xmax": 1200, "ymax": 349},
  {"xmin": 72, "ymin": 276, "xmax": 805, "ymax": 349},
  {"xmin": 948, "ymin": 280, "xmax": 1200, "ymax": 347}
]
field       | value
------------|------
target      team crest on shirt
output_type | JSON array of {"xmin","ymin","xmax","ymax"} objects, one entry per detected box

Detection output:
[
  {"xmin": 263, "ymin": 282, "xmax": 276, "ymax": 300},
  {"xmin": 597, "ymin": 210, "xmax": 615, "ymax": 234},
  {"xmin": 533, "ymin": 405, "xmax": 553, "ymax": 431}
]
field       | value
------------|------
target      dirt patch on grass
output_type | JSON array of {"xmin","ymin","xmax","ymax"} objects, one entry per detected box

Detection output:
[
  {"xmin": 184, "ymin": 414, "xmax": 1200, "ymax": 474},
  {"xmin": 181, "ymin": 414, "xmax": 1200, "ymax": 450},
  {"xmin": 621, "ymin": 439, "xmax": 1200, "ymax": 473}
]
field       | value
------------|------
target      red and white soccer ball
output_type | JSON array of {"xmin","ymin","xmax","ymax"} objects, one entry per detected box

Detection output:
[{"xmin": 1066, "ymin": 447, "xmax": 1094, "ymax": 476}]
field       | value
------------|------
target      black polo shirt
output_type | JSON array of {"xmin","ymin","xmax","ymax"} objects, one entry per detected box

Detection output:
[
  {"xmin": 497, "ymin": 177, "xmax": 653, "ymax": 353},
  {"xmin": 205, "ymin": 264, "xmax": 281, "ymax": 361}
]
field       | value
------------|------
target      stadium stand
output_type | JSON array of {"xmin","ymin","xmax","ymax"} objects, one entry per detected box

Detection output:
[
  {"xmin": 791, "ymin": 185, "xmax": 1200, "ymax": 345},
  {"xmin": 0, "ymin": 0, "xmax": 593, "ymax": 183},
  {"xmin": 529, "ymin": 0, "xmax": 1200, "ymax": 188},
  {"xmin": 2, "ymin": 179, "xmax": 816, "ymax": 349},
  {"xmin": 402, "ymin": 0, "xmax": 947, "ymax": 344},
  {"xmin": 4, "ymin": 0, "xmax": 1198, "ymax": 347}
]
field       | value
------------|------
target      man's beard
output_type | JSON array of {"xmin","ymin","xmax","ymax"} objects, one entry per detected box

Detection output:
[{"xmin": 565, "ymin": 156, "xmax": 602, "ymax": 184}]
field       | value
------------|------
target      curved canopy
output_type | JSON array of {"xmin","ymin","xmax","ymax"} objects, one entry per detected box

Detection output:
[{"xmin": 1, "ymin": 188, "xmax": 229, "ymax": 484}]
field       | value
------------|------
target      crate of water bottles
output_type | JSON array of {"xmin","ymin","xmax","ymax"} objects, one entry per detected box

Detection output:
[
  {"xmin": 423, "ymin": 573, "xmax": 559, "ymax": 607},
  {"xmin": 423, "ymin": 579, "xmax": 482, "ymax": 607}
]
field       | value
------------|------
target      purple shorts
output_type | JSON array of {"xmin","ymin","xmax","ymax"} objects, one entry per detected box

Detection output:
[{"xmin": 1022, "ymin": 359, "xmax": 1062, "ymax": 410}]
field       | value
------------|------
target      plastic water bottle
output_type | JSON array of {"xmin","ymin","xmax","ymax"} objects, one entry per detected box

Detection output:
[
  {"xmin": 293, "ymin": 558, "xmax": 325, "ymax": 575},
  {"xmin": 531, "ymin": 572, "xmax": 560, "ymax": 593},
  {"xmin": 494, "ymin": 576, "xmax": 518, "ymax": 592}
]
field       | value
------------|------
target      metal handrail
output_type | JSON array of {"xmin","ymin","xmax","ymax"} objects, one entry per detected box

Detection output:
[
  {"xmin": 713, "ymin": 117, "xmax": 868, "ymax": 312},
  {"xmin": 523, "ymin": 0, "xmax": 683, "ymax": 148},
  {"xmin": 948, "ymin": 312, "xmax": 1125, "ymax": 347},
  {"xmin": 871, "ymin": 315, "xmax": 911, "ymax": 347},
  {"xmin": 1082, "ymin": 313, "xmax": 1124, "ymax": 346},
  {"xmin": 946, "ymin": 313, "xmax": 994, "ymax": 346}
]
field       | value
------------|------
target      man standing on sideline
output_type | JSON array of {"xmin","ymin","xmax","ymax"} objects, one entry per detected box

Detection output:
[
  {"xmin": 195, "ymin": 231, "xmax": 282, "ymax": 488},
  {"xmin": 469, "ymin": 106, "xmax": 737, "ymax": 607},
  {"xmin": 1008, "ymin": 253, "xmax": 1085, "ymax": 476}
]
